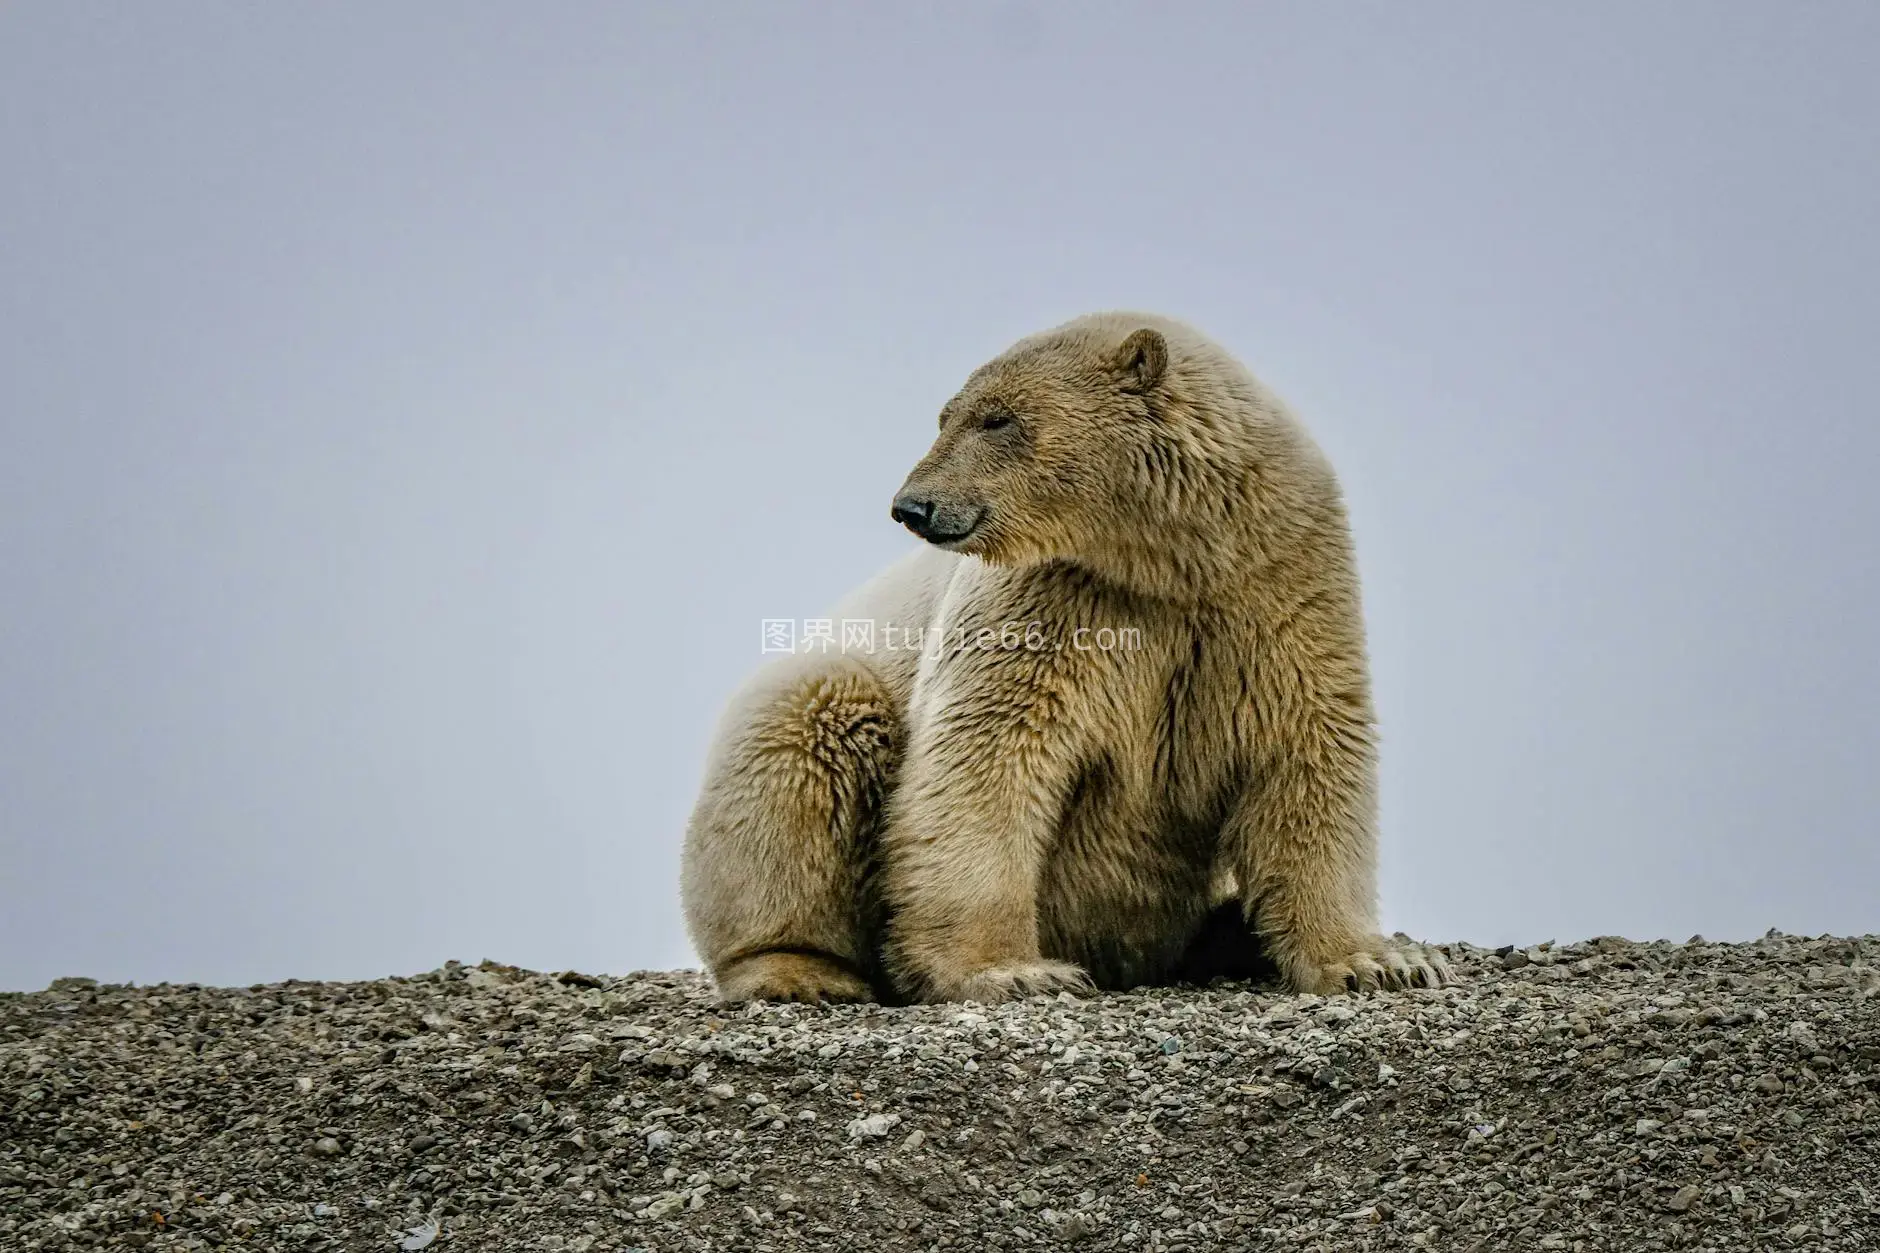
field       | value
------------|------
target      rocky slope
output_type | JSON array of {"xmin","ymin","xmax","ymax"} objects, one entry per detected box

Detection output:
[{"xmin": 3, "ymin": 933, "xmax": 1878, "ymax": 1252}]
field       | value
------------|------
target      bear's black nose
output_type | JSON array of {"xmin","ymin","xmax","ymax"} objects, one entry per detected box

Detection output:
[{"xmin": 891, "ymin": 495, "xmax": 935, "ymax": 537}]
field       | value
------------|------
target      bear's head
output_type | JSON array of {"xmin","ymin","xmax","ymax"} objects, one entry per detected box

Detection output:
[{"xmin": 891, "ymin": 313, "xmax": 1328, "ymax": 598}]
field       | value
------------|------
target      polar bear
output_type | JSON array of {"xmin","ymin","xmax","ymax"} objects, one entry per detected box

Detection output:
[{"xmin": 680, "ymin": 313, "xmax": 1450, "ymax": 1003}]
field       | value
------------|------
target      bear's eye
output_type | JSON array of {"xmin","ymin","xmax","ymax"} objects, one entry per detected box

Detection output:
[{"xmin": 979, "ymin": 410, "xmax": 1015, "ymax": 432}]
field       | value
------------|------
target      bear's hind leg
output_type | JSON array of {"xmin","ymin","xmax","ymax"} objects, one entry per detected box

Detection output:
[
  {"xmin": 714, "ymin": 948, "xmax": 873, "ymax": 1005},
  {"xmin": 681, "ymin": 655, "xmax": 898, "ymax": 1004}
]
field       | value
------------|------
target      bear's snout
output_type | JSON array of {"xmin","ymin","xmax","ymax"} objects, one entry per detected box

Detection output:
[{"xmin": 891, "ymin": 494, "xmax": 983, "ymax": 545}]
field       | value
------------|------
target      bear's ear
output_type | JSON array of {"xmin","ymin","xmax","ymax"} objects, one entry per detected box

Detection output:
[{"xmin": 1111, "ymin": 328, "xmax": 1169, "ymax": 395}]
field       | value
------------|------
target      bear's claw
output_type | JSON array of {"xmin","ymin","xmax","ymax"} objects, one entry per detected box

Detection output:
[
  {"xmin": 1293, "ymin": 937, "xmax": 1453, "ymax": 996},
  {"xmin": 952, "ymin": 959, "xmax": 1093, "ymax": 1004}
]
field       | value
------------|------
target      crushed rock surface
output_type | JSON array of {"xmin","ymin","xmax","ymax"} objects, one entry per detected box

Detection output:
[{"xmin": 4, "ymin": 933, "xmax": 1879, "ymax": 1252}]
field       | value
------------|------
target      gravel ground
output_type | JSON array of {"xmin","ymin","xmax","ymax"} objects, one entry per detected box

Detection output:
[{"xmin": 4, "ymin": 933, "xmax": 1878, "ymax": 1252}]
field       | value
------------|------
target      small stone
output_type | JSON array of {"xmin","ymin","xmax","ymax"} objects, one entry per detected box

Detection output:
[
  {"xmin": 847, "ymin": 1112, "xmax": 900, "ymax": 1140},
  {"xmin": 642, "ymin": 1049, "xmax": 691, "ymax": 1072},
  {"xmin": 399, "ymin": 1221, "xmax": 439, "ymax": 1251}
]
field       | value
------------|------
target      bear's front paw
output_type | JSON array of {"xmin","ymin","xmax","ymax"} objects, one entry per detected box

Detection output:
[
  {"xmin": 1287, "ymin": 936, "xmax": 1453, "ymax": 996},
  {"xmin": 948, "ymin": 960, "xmax": 1093, "ymax": 1005},
  {"xmin": 714, "ymin": 951, "xmax": 873, "ymax": 1005}
]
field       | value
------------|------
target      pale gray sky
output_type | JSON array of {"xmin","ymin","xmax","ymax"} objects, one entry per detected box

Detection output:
[{"xmin": 3, "ymin": 4, "xmax": 1877, "ymax": 991}]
